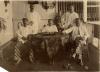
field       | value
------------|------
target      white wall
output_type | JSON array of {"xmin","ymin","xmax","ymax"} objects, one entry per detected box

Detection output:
[
  {"xmin": 0, "ymin": 1, "xmax": 13, "ymax": 46},
  {"xmin": 11, "ymin": 1, "xmax": 94, "ymax": 43},
  {"xmin": 12, "ymin": 1, "xmax": 46, "ymax": 35},
  {"xmin": 12, "ymin": 1, "xmax": 28, "ymax": 36},
  {"xmin": 12, "ymin": 1, "xmax": 57, "ymax": 34}
]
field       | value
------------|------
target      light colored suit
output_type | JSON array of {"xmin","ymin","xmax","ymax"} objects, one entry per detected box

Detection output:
[{"xmin": 63, "ymin": 23, "xmax": 89, "ymax": 41}]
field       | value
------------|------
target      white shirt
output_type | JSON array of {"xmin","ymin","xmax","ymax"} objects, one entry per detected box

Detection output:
[
  {"xmin": 27, "ymin": 11, "xmax": 41, "ymax": 34},
  {"xmin": 42, "ymin": 25, "xmax": 58, "ymax": 33},
  {"xmin": 17, "ymin": 25, "xmax": 34, "ymax": 43},
  {"xmin": 33, "ymin": 5, "xmax": 56, "ymax": 32},
  {"xmin": 61, "ymin": 12, "xmax": 70, "ymax": 25},
  {"xmin": 62, "ymin": 12, "xmax": 79, "ymax": 29},
  {"xmin": 68, "ymin": 12, "xmax": 79, "ymax": 25},
  {"xmin": 63, "ymin": 24, "xmax": 89, "ymax": 40}
]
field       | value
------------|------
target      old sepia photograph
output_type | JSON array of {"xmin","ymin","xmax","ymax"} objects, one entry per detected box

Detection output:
[{"xmin": 0, "ymin": 0, "xmax": 100, "ymax": 72}]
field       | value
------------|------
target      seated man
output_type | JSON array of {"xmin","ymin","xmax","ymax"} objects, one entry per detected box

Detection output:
[
  {"xmin": 63, "ymin": 18, "xmax": 89, "ymax": 68},
  {"xmin": 17, "ymin": 18, "xmax": 34, "ymax": 43},
  {"xmin": 42, "ymin": 19, "xmax": 58, "ymax": 33},
  {"xmin": 42, "ymin": 19, "xmax": 58, "ymax": 64},
  {"xmin": 15, "ymin": 18, "xmax": 34, "ymax": 64}
]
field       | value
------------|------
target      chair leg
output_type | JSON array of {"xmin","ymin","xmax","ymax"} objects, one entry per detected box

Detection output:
[{"xmin": 16, "ymin": 58, "xmax": 21, "ymax": 65}]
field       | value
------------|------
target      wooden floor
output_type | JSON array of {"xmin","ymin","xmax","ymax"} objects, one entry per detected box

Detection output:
[{"xmin": 0, "ymin": 40, "xmax": 99, "ymax": 72}]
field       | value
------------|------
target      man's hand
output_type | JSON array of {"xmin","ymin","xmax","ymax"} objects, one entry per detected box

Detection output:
[
  {"xmin": 22, "ymin": 37, "xmax": 27, "ymax": 41},
  {"xmin": 82, "ymin": 36, "xmax": 86, "ymax": 40},
  {"xmin": 62, "ymin": 30, "xmax": 66, "ymax": 34}
]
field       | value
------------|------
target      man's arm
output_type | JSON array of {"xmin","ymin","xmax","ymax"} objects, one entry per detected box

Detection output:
[
  {"xmin": 53, "ymin": 25, "xmax": 58, "ymax": 32},
  {"xmin": 83, "ymin": 26, "xmax": 90, "ymax": 40},
  {"xmin": 62, "ymin": 26, "xmax": 73, "ymax": 34},
  {"xmin": 42, "ymin": 25, "xmax": 47, "ymax": 32},
  {"xmin": 16, "ymin": 29, "xmax": 27, "ymax": 43},
  {"xmin": 16, "ymin": 30, "xmax": 23, "ymax": 39}
]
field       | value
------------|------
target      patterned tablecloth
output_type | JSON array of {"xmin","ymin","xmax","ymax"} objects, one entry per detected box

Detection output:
[{"xmin": 28, "ymin": 32, "xmax": 69, "ymax": 60}]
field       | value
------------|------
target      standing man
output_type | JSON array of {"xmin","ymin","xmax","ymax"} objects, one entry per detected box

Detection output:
[
  {"xmin": 61, "ymin": 4, "xmax": 79, "ymax": 29},
  {"xmin": 38, "ymin": 1, "xmax": 56, "ymax": 32},
  {"xmin": 27, "ymin": 4, "xmax": 41, "ymax": 34}
]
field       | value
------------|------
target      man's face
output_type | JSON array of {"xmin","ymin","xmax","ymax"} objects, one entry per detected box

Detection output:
[
  {"xmin": 30, "ymin": 4, "xmax": 34, "ymax": 12},
  {"xmin": 76, "ymin": 19, "xmax": 80, "ymax": 27},
  {"xmin": 70, "ymin": 6, "xmax": 74, "ymax": 13},
  {"xmin": 48, "ymin": 20, "xmax": 53, "ymax": 26},
  {"xmin": 47, "ymin": 2, "xmax": 54, "ymax": 9}
]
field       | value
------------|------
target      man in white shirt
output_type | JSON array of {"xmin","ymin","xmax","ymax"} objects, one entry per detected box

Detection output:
[
  {"xmin": 63, "ymin": 18, "xmax": 89, "ymax": 69},
  {"xmin": 63, "ymin": 18, "xmax": 89, "ymax": 41},
  {"xmin": 46, "ymin": 2, "xmax": 56, "ymax": 19},
  {"xmin": 15, "ymin": 18, "xmax": 34, "ymax": 64},
  {"xmin": 42, "ymin": 19, "xmax": 58, "ymax": 33},
  {"xmin": 17, "ymin": 18, "xmax": 34, "ymax": 43},
  {"xmin": 61, "ymin": 5, "xmax": 79, "ymax": 29},
  {"xmin": 27, "ymin": 4, "xmax": 41, "ymax": 34}
]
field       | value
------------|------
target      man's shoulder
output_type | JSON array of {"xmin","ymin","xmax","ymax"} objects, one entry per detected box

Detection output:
[
  {"xmin": 65, "ymin": 12, "xmax": 70, "ymax": 14},
  {"xmin": 52, "ymin": 25, "xmax": 57, "ymax": 27},
  {"xmin": 19, "ymin": 26, "xmax": 26, "ymax": 30},
  {"xmin": 63, "ymin": 12, "xmax": 70, "ymax": 16},
  {"xmin": 72, "ymin": 12, "xmax": 79, "ymax": 18},
  {"xmin": 44, "ymin": 25, "xmax": 49, "ymax": 28},
  {"xmin": 72, "ymin": 25, "xmax": 77, "ymax": 29},
  {"xmin": 46, "ymin": 25, "xmax": 56, "ymax": 28},
  {"xmin": 73, "ymin": 12, "xmax": 78, "ymax": 14},
  {"xmin": 27, "ymin": 11, "xmax": 39, "ymax": 15},
  {"xmin": 34, "ymin": 11, "xmax": 40, "ymax": 15},
  {"xmin": 81, "ymin": 24, "xmax": 87, "ymax": 29}
]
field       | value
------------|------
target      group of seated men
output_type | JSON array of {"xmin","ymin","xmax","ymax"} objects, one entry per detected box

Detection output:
[{"xmin": 14, "ymin": 5, "xmax": 89, "ymax": 70}]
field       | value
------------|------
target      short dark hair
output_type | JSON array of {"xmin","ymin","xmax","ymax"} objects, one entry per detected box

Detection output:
[
  {"xmin": 74, "ymin": 18, "xmax": 80, "ymax": 23},
  {"xmin": 22, "ymin": 18, "xmax": 28, "ymax": 21},
  {"xmin": 75, "ymin": 18, "xmax": 80, "ymax": 20},
  {"xmin": 67, "ymin": 4, "xmax": 74, "ymax": 11},
  {"xmin": 69, "ymin": 4, "xmax": 74, "ymax": 7},
  {"xmin": 48, "ymin": 19, "xmax": 52, "ymax": 21},
  {"xmin": 48, "ymin": 19, "xmax": 54, "ymax": 24}
]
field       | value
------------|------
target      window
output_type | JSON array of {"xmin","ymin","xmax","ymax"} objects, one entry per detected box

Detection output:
[
  {"xmin": 57, "ymin": 1, "xmax": 83, "ymax": 18},
  {"xmin": 87, "ymin": 1, "xmax": 100, "ymax": 21}
]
